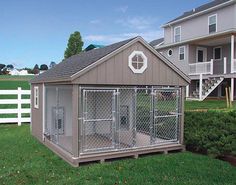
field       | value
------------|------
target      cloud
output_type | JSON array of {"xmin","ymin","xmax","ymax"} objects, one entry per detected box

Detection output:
[
  {"xmin": 116, "ymin": 5, "xmax": 128, "ymax": 13},
  {"xmin": 116, "ymin": 16, "xmax": 158, "ymax": 30},
  {"xmin": 89, "ymin": 19, "xmax": 101, "ymax": 24},
  {"xmin": 84, "ymin": 30, "xmax": 163, "ymax": 44}
]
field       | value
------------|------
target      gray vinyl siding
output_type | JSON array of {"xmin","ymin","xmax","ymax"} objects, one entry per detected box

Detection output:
[
  {"xmin": 164, "ymin": 4, "xmax": 235, "ymax": 45},
  {"xmin": 159, "ymin": 45, "xmax": 189, "ymax": 75},
  {"xmin": 73, "ymin": 41, "xmax": 188, "ymax": 86}
]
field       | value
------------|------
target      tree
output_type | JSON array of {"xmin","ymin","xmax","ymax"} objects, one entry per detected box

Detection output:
[
  {"xmin": 32, "ymin": 64, "xmax": 39, "ymax": 74},
  {"xmin": 6, "ymin": 64, "xmax": 14, "ymax": 69},
  {"xmin": 40, "ymin": 64, "xmax": 48, "ymax": 70},
  {"xmin": 49, "ymin": 61, "xmax": 56, "ymax": 68},
  {"xmin": 0, "ymin": 64, "xmax": 5, "ymax": 71},
  {"xmin": 64, "ymin": 31, "xmax": 84, "ymax": 59}
]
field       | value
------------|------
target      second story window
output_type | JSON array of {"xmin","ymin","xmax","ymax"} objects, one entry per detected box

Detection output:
[
  {"xmin": 174, "ymin": 26, "xmax": 181, "ymax": 42},
  {"xmin": 208, "ymin": 14, "xmax": 217, "ymax": 33},
  {"xmin": 179, "ymin": 46, "xmax": 185, "ymax": 61}
]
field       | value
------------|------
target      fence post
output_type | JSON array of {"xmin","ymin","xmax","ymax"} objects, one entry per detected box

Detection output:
[{"xmin": 17, "ymin": 87, "xmax": 22, "ymax": 126}]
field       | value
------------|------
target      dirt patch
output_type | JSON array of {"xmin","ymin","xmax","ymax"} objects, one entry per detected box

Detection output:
[{"xmin": 218, "ymin": 155, "xmax": 236, "ymax": 167}]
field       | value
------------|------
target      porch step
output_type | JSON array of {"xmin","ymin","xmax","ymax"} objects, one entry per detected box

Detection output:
[{"xmin": 190, "ymin": 76, "xmax": 224, "ymax": 101}]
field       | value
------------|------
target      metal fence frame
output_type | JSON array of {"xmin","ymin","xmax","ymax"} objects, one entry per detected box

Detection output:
[{"xmin": 79, "ymin": 86, "xmax": 182, "ymax": 154}]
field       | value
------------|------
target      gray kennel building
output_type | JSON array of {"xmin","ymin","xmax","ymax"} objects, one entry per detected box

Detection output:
[{"xmin": 30, "ymin": 36, "xmax": 190, "ymax": 166}]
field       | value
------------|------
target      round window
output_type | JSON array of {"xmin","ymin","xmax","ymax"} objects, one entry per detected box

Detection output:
[{"xmin": 168, "ymin": 49, "xmax": 173, "ymax": 57}]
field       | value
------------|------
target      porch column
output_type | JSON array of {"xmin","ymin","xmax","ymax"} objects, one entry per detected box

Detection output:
[
  {"xmin": 231, "ymin": 34, "xmax": 234, "ymax": 73},
  {"xmin": 199, "ymin": 74, "xmax": 203, "ymax": 100},
  {"xmin": 185, "ymin": 85, "xmax": 189, "ymax": 98},
  {"xmin": 231, "ymin": 78, "xmax": 234, "ymax": 101}
]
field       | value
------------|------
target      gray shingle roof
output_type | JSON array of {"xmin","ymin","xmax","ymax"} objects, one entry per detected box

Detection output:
[
  {"xmin": 149, "ymin": 38, "xmax": 164, "ymax": 47},
  {"xmin": 30, "ymin": 37, "xmax": 136, "ymax": 83},
  {"xmin": 165, "ymin": 0, "xmax": 232, "ymax": 25}
]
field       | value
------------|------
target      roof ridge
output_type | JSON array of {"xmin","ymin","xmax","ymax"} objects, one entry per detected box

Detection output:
[{"xmin": 163, "ymin": 0, "xmax": 232, "ymax": 26}]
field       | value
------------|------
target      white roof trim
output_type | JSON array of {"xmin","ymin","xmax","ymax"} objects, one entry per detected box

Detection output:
[
  {"xmin": 156, "ymin": 29, "xmax": 236, "ymax": 50},
  {"xmin": 162, "ymin": 0, "xmax": 234, "ymax": 28}
]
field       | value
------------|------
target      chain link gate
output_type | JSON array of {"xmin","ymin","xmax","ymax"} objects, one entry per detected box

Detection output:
[{"xmin": 80, "ymin": 87, "xmax": 181, "ymax": 154}]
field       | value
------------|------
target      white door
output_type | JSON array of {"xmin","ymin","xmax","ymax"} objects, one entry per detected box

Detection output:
[{"xmin": 196, "ymin": 47, "xmax": 207, "ymax": 62}]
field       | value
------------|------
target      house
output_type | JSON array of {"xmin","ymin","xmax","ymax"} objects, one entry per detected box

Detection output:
[
  {"xmin": 30, "ymin": 36, "xmax": 190, "ymax": 166},
  {"xmin": 19, "ymin": 69, "xmax": 29, "ymax": 75},
  {"xmin": 8, "ymin": 68, "xmax": 20, "ymax": 75},
  {"xmin": 152, "ymin": 0, "xmax": 236, "ymax": 101},
  {"xmin": 85, "ymin": 44, "xmax": 105, "ymax": 51}
]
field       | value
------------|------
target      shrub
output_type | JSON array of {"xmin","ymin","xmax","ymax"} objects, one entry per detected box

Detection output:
[{"xmin": 184, "ymin": 111, "xmax": 236, "ymax": 157}]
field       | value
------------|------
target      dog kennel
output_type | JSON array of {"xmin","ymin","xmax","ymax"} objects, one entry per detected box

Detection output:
[{"xmin": 30, "ymin": 36, "xmax": 190, "ymax": 166}]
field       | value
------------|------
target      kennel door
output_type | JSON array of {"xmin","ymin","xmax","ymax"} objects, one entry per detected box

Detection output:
[
  {"xmin": 152, "ymin": 88, "xmax": 180, "ymax": 144},
  {"xmin": 82, "ymin": 89, "xmax": 116, "ymax": 153}
]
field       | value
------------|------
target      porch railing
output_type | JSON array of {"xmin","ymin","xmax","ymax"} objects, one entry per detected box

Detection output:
[{"xmin": 189, "ymin": 60, "xmax": 213, "ymax": 75}]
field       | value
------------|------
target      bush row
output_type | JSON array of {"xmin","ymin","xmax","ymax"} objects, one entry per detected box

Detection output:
[{"xmin": 184, "ymin": 111, "xmax": 236, "ymax": 157}]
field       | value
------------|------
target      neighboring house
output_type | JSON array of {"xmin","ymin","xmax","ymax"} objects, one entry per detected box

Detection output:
[
  {"xmin": 152, "ymin": 0, "xmax": 236, "ymax": 101},
  {"xmin": 19, "ymin": 69, "xmax": 29, "ymax": 75},
  {"xmin": 85, "ymin": 44, "xmax": 105, "ymax": 51},
  {"xmin": 9, "ymin": 68, "xmax": 20, "ymax": 75},
  {"xmin": 30, "ymin": 36, "xmax": 189, "ymax": 166}
]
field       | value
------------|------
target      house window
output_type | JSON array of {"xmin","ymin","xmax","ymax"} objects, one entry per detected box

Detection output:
[
  {"xmin": 213, "ymin": 46, "xmax": 222, "ymax": 60},
  {"xmin": 174, "ymin": 26, "xmax": 181, "ymax": 42},
  {"xmin": 34, "ymin": 86, "xmax": 39, "ymax": 109},
  {"xmin": 167, "ymin": 49, "xmax": 173, "ymax": 57},
  {"xmin": 208, "ymin": 14, "xmax": 217, "ymax": 33},
  {"xmin": 179, "ymin": 46, "xmax": 185, "ymax": 61},
  {"xmin": 128, "ymin": 51, "xmax": 147, "ymax": 73}
]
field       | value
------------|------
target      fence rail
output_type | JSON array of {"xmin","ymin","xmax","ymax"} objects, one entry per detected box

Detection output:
[{"xmin": 0, "ymin": 87, "xmax": 31, "ymax": 126}]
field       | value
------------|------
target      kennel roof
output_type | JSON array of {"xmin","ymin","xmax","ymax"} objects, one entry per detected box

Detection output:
[{"xmin": 30, "ymin": 36, "xmax": 190, "ymax": 84}]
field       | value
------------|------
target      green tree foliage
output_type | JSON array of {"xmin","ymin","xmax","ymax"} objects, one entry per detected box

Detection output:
[
  {"xmin": 32, "ymin": 64, "xmax": 40, "ymax": 74},
  {"xmin": 64, "ymin": 31, "xmax": 84, "ymax": 59},
  {"xmin": 184, "ymin": 111, "xmax": 236, "ymax": 157},
  {"xmin": 0, "ymin": 64, "xmax": 6, "ymax": 71},
  {"xmin": 49, "ymin": 61, "xmax": 56, "ymax": 68},
  {"xmin": 40, "ymin": 64, "xmax": 48, "ymax": 70}
]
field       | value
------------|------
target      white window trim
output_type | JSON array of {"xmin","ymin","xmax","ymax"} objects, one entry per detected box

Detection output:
[
  {"xmin": 34, "ymin": 86, "xmax": 39, "ymax": 109},
  {"xmin": 174, "ymin": 26, "xmax": 181, "ymax": 42},
  {"xmin": 179, "ymin": 46, "xmax": 185, "ymax": 61},
  {"xmin": 128, "ymin": 50, "xmax": 147, "ymax": 74},
  {"xmin": 213, "ymin": 46, "xmax": 222, "ymax": 60},
  {"xmin": 167, "ymin": 49, "xmax": 173, "ymax": 57},
  {"xmin": 208, "ymin": 14, "xmax": 217, "ymax": 33}
]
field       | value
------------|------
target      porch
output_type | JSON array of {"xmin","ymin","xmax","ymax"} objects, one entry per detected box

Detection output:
[{"xmin": 186, "ymin": 34, "xmax": 236, "ymax": 101}]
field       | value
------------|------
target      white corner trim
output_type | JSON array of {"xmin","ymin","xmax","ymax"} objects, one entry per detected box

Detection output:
[{"xmin": 128, "ymin": 50, "xmax": 147, "ymax": 74}]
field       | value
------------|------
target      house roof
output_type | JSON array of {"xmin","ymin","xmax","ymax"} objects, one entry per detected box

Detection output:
[
  {"xmin": 149, "ymin": 38, "xmax": 164, "ymax": 47},
  {"xmin": 30, "ymin": 36, "xmax": 190, "ymax": 84},
  {"xmin": 30, "ymin": 37, "xmax": 136, "ymax": 83},
  {"xmin": 85, "ymin": 44, "xmax": 105, "ymax": 51},
  {"xmin": 163, "ymin": 0, "xmax": 232, "ymax": 27}
]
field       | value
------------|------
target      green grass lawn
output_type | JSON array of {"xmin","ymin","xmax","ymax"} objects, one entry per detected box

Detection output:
[
  {"xmin": 185, "ymin": 99, "xmax": 236, "ymax": 110},
  {"xmin": 0, "ymin": 124, "xmax": 235, "ymax": 185}
]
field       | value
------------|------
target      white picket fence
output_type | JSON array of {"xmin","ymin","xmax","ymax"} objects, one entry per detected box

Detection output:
[{"xmin": 0, "ymin": 87, "xmax": 31, "ymax": 126}]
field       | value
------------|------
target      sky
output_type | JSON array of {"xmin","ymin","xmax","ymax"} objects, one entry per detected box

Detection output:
[{"xmin": 0, "ymin": 0, "xmax": 210, "ymax": 68}]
